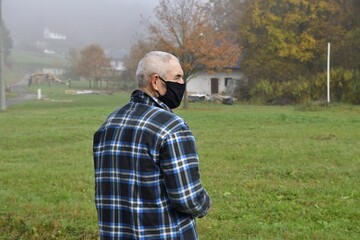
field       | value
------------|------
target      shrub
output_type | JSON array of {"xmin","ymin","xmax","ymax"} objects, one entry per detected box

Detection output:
[
  {"xmin": 311, "ymin": 68, "xmax": 360, "ymax": 104},
  {"xmin": 249, "ymin": 78, "xmax": 310, "ymax": 105}
]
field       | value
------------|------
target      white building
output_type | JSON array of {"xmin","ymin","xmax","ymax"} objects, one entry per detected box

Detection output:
[
  {"xmin": 43, "ymin": 27, "xmax": 67, "ymax": 40},
  {"xmin": 110, "ymin": 60, "xmax": 125, "ymax": 71},
  {"xmin": 187, "ymin": 70, "xmax": 246, "ymax": 96}
]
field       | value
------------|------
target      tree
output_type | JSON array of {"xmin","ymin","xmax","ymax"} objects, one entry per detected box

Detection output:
[
  {"xmin": 64, "ymin": 48, "xmax": 80, "ymax": 80},
  {"xmin": 139, "ymin": 0, "xmax": 241, "ymax": 108},
  {"xmin": 122, "ymin": 40, "xmax": 153, "ymax": 84},
  {"xmin": 76, "ymin": 44, "xmax": 111, "ymax": 88},
  {"xmin": 332, "ymin": 0, "xmax": 360, "ymax": 70},
  {"xmin": 238, "ymin": 0, "xmax": 353, "ymax": 85},
  {"xmin": 204, "ymin": 0, "xmax": 242, "ymax": 41},
  {"xmin": 206, "ymin": 0, "xmax": 360, "ymax": 103}
]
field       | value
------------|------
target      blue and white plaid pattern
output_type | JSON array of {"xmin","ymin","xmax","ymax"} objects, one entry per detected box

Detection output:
[{"xmin": 93, "ymin": 90, "xmax": 211, "ymax": 240}]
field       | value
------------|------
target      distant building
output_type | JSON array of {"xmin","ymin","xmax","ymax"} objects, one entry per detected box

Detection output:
[
  {"xmin": 42, "ymin": 68, "xmax": 65, "ymax": 76},
  {"xmin": 186, "ymin": 53, "xmax": 247, "ymax": 97},
  {"xmin": 43, "ymin": 27, "xmax": 67, "ymax": 40},
  {"xmin": 106, "ymin": 49, "xmax": 128, "ymax": 72},
  {"xmin": 36, "ymin": 27, "xmax": 69, "ymax": 56},
  {"xmin": 110, "ymin": 60, "xmax": 125, "ymax": 71}
]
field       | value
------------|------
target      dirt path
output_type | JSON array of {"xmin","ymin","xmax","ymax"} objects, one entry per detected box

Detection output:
[{"xmin": 6, "ymin": 75, "xmax": 37, "ymax": 107}]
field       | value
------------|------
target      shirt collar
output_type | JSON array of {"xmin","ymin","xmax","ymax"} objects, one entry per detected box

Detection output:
[{"xmin": 130, "ymin": 90, "xmax": 172, "ymax": 112}]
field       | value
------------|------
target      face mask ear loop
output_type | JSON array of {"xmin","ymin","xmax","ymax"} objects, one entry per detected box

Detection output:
[
  {"xmin": 158, "ymin": 76, "xmax": 167, "ymax": 83},
  {"xmin": 155, "ymin": 76, "xmax": 167, "ymax": 98},
  {"xmin": 155, "ymin": 90, "xmax": 162, "ymax": 98}
]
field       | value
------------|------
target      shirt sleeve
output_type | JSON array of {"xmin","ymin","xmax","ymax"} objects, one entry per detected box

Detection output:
[{"xmin": 159, "ymin": 128, "xmax": 212, "ymax": 218}]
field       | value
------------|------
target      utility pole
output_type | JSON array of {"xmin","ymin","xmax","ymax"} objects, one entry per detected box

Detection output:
[{"xmin": 0, "ymin": 0, "xmax": 6, "ymax": 111}]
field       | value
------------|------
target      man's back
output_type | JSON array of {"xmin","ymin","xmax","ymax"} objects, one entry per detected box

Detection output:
[{"xmin": 93, "ymin": 91, "xmax": 211, "ymax": 240}]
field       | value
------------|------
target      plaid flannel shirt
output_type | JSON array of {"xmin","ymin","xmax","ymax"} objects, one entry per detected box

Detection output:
[{"xmin": 93, "ymin": 90, "xmax": 211, "ymax": 240}]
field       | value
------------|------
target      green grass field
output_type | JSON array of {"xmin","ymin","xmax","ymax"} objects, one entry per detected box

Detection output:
[{"xmin": 0, "ymin": 84, "xmax": 359, "ymax": 239}]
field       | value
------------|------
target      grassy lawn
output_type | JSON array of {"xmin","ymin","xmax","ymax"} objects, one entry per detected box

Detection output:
[
  {"xmin": 0, "ymin": 85, "xmax": 359, "ymax": 239},
  {"xmin": 9, "ymin": 50, "xmax": 63, "ymax": 66}
]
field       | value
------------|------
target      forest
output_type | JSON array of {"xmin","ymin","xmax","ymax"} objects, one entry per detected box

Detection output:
[{"xmin": 125, "ymin": 0, "xmax": 360, "ymax": 104}]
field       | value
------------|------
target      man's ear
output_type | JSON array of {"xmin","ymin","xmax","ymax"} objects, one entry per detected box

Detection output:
[{"xmin": 150, "ymin": 74, "xmax": 159, "ymax": 91}]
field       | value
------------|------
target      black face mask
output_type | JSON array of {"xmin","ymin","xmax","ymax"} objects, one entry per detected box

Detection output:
[{"xmin": 158, "ymin": 76, "xmax": 186, "ymax": 109}]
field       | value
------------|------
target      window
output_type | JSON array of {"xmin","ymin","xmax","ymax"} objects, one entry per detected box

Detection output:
[{"xmin": 225, "ymin": 78, "xmax": 232, "ymax": 87}]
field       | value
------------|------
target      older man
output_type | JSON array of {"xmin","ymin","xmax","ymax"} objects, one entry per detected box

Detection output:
[{"xmin": 93, "ymin": 51, "xmax": 211, "ymax": 239}]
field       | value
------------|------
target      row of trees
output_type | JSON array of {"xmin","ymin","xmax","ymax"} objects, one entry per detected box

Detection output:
[
  {"xmin": 234, "ymin": 0, "xmax": 360, "ymax": 104},
  {"xmin": 124, "ymin": 0, "xmax": 360, "ymax": 104},
  {"xmin": 65, "ymin": 44, "xmax": 133, "ymax": 90}
]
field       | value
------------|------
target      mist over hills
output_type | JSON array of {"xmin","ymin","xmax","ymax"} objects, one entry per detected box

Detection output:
[{"xmin": 3, "ymin": 0, "xmax": 158, "ymax": 52}]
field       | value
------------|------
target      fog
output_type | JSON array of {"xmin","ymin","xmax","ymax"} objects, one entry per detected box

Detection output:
[{"xmin": 3, "ymin": 0, "xmax": 159, "ymax": 51}]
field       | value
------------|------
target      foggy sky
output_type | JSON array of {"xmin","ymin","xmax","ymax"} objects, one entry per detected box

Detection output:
[{"xmin": 3, "ymin": 0, "xmax": 159, "ymax": 51}]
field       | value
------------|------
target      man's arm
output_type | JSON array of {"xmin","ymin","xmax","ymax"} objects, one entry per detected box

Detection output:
[{"xmin": 160, "ymin": 129, "xmax": 211, "ymax": 218}]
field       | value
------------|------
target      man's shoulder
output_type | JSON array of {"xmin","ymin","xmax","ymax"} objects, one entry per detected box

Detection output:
[
  {"xmin": 103, "ymin": 101, "xmax": 188, "ymax": 132},
  {"xmin": 148, "ymin": 104, "xmax": 186, "ymax": 127},
  {"xmin": 135, "ymin": 103, "xmax": 189, "ymax": 133}
]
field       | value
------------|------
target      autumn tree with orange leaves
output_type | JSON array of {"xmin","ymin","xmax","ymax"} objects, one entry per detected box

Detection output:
[
  {"xmin": 76, "ymin": 44, "xmax": 111, "ymax": 88},
  {"xmin": 129, "ymin": 0, "xmax": 241, "ymax": 108}
]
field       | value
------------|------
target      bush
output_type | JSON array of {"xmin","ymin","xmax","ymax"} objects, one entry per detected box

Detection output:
[
  {"xmin": 249, "ymin": 78, "xmax": 310, "ymax": 105},
  {"xmin": 311, "ymin": 68, "xmax": 360, "ymax": 104},
  {"xmin": 249, "ymin": 79, "xmax": 273, "ymax": 104},
  {"xmin": 342, "ymin": 70, "xmax": 360, "ymax": 104}
]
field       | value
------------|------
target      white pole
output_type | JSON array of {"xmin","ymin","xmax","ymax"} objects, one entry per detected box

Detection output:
[
  {"xmin": 37, "ymin": 89, "xmax": 42, "ymax": 100},
  {"xmin": 327, "ymin": 42, "xmax": 330, "ymax": 103}
]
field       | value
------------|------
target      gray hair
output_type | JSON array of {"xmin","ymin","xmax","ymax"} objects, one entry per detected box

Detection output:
[{"xmin": 136, "ymin": 51, "xmax": 179, "ymax": 87}]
